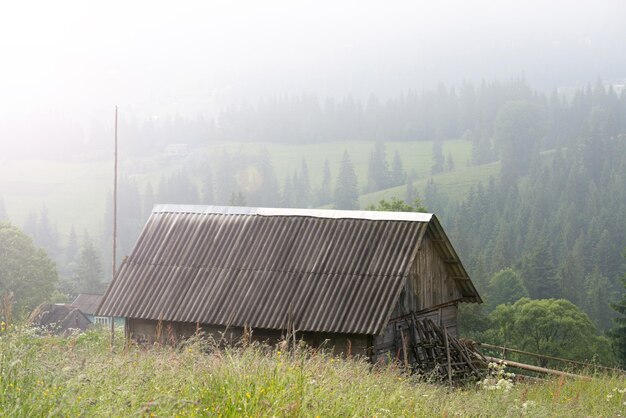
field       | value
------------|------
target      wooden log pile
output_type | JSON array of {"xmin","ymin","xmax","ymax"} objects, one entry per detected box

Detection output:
[{"xmin": 396, "ymin": 316, "xmax": 486, "ymax": 383}]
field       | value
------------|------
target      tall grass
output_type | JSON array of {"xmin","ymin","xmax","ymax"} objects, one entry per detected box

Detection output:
[{"xmin": 0, "ymin": 327, "xmax": 624, "ymax": 417}]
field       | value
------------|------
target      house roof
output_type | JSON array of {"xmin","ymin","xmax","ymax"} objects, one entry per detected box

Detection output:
[
  {"xmin": 71, "ymin": 293, "xmax": 103, "ymax": 315},
  {"xmin": 97, "ymin": 205, "xmax": 479, "ymax": 335},
  {"xmin": 27, "ymin": 303, "xmax": 92, "ymax": 334}
]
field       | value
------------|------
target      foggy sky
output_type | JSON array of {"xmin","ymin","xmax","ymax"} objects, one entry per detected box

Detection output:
[{"xmin": 1, "ymin": 0, "xmax": 625, "ymax": 152}]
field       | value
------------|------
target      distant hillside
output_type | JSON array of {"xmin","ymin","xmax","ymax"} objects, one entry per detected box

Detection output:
[
  {"xmin": 0, "ymin": 139, "xmax": 473, "ymax": 238},
  {"xmin": 359, "ymin": 161, "xmax": 500, "ymax": 208}
]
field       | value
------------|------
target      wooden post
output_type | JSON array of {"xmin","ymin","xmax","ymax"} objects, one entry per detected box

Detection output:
[
  {"xmin": 483, "ymin": 356, "xmax": 590, "ymax": 380},
  {"xmin": 399, "ymin": 328, "xmax": 409, "ymax": 369},
  {"xmin": 479, "ymin": 342, "xmax": 624, "ymax": 374},
  {"xmin": 111, "ymin": 106, "xmax": 118, "ymax": 352},
  {"xmin": 443, "ymin": 325, "xmax": 453, "ymax": 386}
]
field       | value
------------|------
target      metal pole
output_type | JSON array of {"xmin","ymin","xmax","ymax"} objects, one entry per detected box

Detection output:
[{"xmin": 111, "ymin": 106, "xmax": 118, "ymax": 351}]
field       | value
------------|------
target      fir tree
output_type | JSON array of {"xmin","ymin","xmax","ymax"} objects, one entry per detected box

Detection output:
[
  {"xmin": 610, "ymin": 251, "xmax": 626, "ymax": 367},
  {"xmin": 366, "ymin": 141, "xmax": 390, "ymax": 192},
  {"xmin": 584, "ymin": 270, "xmax": 615, "ymax": 332},
  {"xmin": 317, "ymin": 159, "xmax": 332, "ymax": 206},
  {"xmin": 445, "ymin": 152, "xmax": 456, "ymax": 171},
  {"xmin": 518, "ymin": 235, "xmax": 559, "ymax": 299},
  {"xmin": 281, "ymin": 174, "xmax": 295, "ymax": 208},
  {"xmin": 201, "ymin": 160, "xmax": 215, "ymax": 204},
  {"xmin": 556, "ymin": 245, "xmax": 585, "ymax": 306},
  {"xmin": 32, "ymin": 206, "xmax": 59, "ymax": 261},
  {"xmin": 74, "ymin": 232, "xmax": 103, "ymax": 294},
  {"xmin": 405, "ymin": 170, "xmax": 416, "ymax": 204},
  {"xmin": 255, "ymin": 151, "xmax": 280, "ymax": 206},
  {"xmin": 229, "ymin": 191, "xmax": 247, "ymax": 206},
  {"xmin": 486, "ymin": 268, "xmax": 528, "ymax": 309},
  {"xmin": 22, "ymin": 211, "xmax": 38, "ymax": 240},
  {"xmin": 143, "ymin": 182, "xmax": 157, "ymax": 217},
  {"xmin": 65, "ymin": 225, "xmax": 79, "ymax": 264},
  {"xmin": 495, "ymin": 101, "xmax": 546, "ymax": 187},
  {"xmin": 391, "ymin": 150, "xmax": 405, "ymax": 186},
  {"xmin": 294, "ymin": 158, "xmax": 311, "ymax": 208},
  {"xmin": 215, "ymin": 151, "xmax": 237, "ymax": 204},
  {"xmin": 430, "ymin": 139, "xmax": 444, "ymax": 174},
  {"xmin": 334, "ymin": 151, "xmax": 359, "ymax": 210}
]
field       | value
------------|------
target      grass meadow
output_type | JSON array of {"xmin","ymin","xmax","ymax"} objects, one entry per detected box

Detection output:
[
  {"xmin": 1, "ymin": 327, "xmax": 625, "ymax": 417},
  {"xmin": 0, "ymin": 140, "xmax": 475, "ymax": 239}
]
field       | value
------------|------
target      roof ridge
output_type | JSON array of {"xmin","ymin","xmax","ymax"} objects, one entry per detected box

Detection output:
[{"xmin": 152, "ymin": 204, "xmax": 433, "ymax": 222}]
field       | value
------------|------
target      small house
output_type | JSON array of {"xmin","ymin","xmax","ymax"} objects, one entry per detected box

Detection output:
[
  {"xmin": 164, "ymin": 143, "xmax": 188, "ymax": 157},
  {"xmin": 28, "ymin": 303, "xmax": 92, "ymax": 335},
  {"xmin": 71, "ymin": 293, "xmax": 124, "ymax": 327},
  {"xmin": 97, "ymin": 205, "xmax": 481, "ymax": 360}
]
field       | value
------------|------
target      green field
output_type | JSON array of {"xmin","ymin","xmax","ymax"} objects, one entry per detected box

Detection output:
[
  {"xmin": 0, "ymin": 139, "xmax": 478, "ymax": 240},
  {"xmin": 207, "ymin": 139, "xmax": 473, "ymax": 188},
  {"xmin": 359, "ymin": 161, "xmax": 501, "ymax": 208},
  {"xmin": 1, "ymin": 328, "xmax": 624, "ymax": 417}
]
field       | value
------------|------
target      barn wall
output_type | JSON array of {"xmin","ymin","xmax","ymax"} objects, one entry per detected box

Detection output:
[
  {"xmin": 395, "ymin": 231, "xmax": 463, "ymax": 316},
  {"xmin": 126, "ymin": 318, "xmax": 371, "ymax": 356},
  {"xmin": 372, "ymin": 304, "xmax": 458, "ymax": 364}
]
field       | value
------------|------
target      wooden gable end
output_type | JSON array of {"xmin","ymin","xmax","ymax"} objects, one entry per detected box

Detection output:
[{"xmin": 394, "ymin": 230, "xmax": 464, "ymax": 316}]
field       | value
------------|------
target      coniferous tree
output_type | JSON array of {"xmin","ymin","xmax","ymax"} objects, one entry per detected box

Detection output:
[
  {"xmin": 445, "ymin": 152, "xmax": 456, "ymax": 171},
  {"xmin": 229, "ymin": 191, "xmax": 247, "ymax": 206},
  {"xmin": 65, "ymin": 225, "xmax": 79, "ymax": 265},
  {"xmin": 159, "ymin": 170, "xmax": 199, "ymax": 204},
  {"xmin": 143, "ymin": 182, "xmax": 157, "ymax": 217},
  {"xmin": 405, "ymin": 170, "xmax": 416, "ymax": 204},
  {"xmin": 471, "ymin": 135, "xmax": 495, "ymax": 165},
  {"xmin": 316, "ymin": 159, "xmax": 332, "ymax": 206},
  {"xmin": 366, "ymin": 141, "xmax": 390, "ymax": 191},
  {"xmin": 294, "ymin": 158, "xmax": 311, "ymax": 208},
  {"xmin": 584, "ymin": 270, "xmax": 616, "ymax": 332},
  {"xmin": 611, "ymin": 255, "xmax": 626, "ymax": 367},
  {"xmin": 334, "ymin": 151, "xmax": 359, "ymax": 210},
  {"xmin": 391, "ymin": 150, "xmax": 405, "ymax": 186},
  {"xmin": 430, "ymin": 139, "xmax": 444, "ymax": 174},
  {"xmin": 495, "ymin": 101, "xmax": 546, "ymax": 187},
  {"xmin": 215, "ymin": 152, "xmax": 237, "ymax": 204},
  {"xmin": 281, "ymin": 174, "xmax": 295, "ymax": 208},
  {"xmin": 518, "ymin": 236, "xmax": 559, "ymax": 300},
  {"xmin": 256, "ymin": 152, "xmax": 280, "ymax": 206},
  {"xmin": 74, "ymin": 232, "xmax": 103, "ymax": 294},
  {"xmin": 556, "ymin": 252, "xmax": 585, "ymax": 306},
  {"xmin": 486, "ymin": 268, "xmax": 528, "ymax": 309},
  {"xmin": 22, "ymin": 211, "xmax": 38, "ymax": 240},
  {"xmin": 36, "ymin": 205, "xmax": 59, "ymax": 260},
  {"xmin": 201, "ymin": 160, "xmax": 215, "ymax": 204}
]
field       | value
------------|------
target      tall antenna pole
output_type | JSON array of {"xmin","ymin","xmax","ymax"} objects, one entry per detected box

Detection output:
[{"xmin": 111, "ymin": 105, "xmax": 118, "ymax": 350}]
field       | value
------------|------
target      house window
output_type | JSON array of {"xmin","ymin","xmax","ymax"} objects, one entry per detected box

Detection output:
[{"xmin": 95, "ymin": 317, "xmax": 111, "ymax": 326}]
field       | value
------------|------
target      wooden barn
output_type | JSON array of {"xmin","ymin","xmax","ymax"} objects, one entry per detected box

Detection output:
[{"xmin": 97, "ymin": 205, "xmax": 482, "ymax": 362}]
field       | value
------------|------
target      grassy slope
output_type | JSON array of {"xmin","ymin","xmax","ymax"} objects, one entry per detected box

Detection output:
[
  {"xmin": 359, "ymin": 161, "xmax": 500, "ymax": 208},
  {"xmin": 0, "ymin": 140, "xmax": 475, "ymax": 240},
  {"xmin": 1, "ymin": 328, "xmax": 624, "ymax": 417}
]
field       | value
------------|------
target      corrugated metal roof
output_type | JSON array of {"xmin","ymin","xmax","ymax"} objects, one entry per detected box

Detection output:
[
  {"xmin": 71, "ymin": 294, "xmax": 103, "ymax": 315},
  {"xmin": 98, "ymin": 205, "xmax": 478, "ymax": 334}
]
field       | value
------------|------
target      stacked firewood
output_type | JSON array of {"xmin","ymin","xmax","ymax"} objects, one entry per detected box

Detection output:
[{"xmin": 396, "ymin": 316, "xmax": 486, "ymax": 384}]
